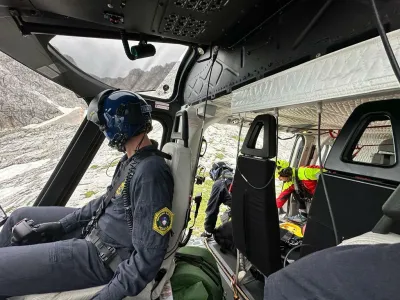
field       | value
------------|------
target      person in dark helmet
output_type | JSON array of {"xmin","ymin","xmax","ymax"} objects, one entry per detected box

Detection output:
[
  {"xmin": 275, "ymin": 159, "xmax": 321, "ymax": 223},
  {"xmin": 0, "ymin": 90, "xmax": 174, "ymax": 300},
  {"xmin": 201, "ymin": 161, "xmax": 234, "ymax": 238}
]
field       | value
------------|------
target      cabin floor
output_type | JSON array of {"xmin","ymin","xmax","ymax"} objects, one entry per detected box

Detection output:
[{"xmin": 206, "ymin": 240, "xmax": 265, "ymax": 300}]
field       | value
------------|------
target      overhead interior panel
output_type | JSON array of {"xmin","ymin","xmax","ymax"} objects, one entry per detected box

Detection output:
[
  {"xmin": 12, "ymin": 0, "xmax": 279, "ymax": 45},
  {"xmin": 183, "ymin": 0, "xmax": 400, "ymax": 105},
  {"xmin": 231, "ymin": 30, "xmax": 400, "ymax": 113}
]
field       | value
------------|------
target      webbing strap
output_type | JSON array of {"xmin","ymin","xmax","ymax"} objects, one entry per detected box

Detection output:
[
  {"xmin": 96, "ymin": 149, "xmax": 170, "ymax": 217},
  {"xmin": 83, "ymin": 148, "xmax": 171, "ymax": 236},
  {"xmin": 294, "ymin": 168, "xmax": 313, "ymax": 203},
  {"xmin": 294, "ymin": 168, "xmax": 300, "ymax": 194},
  {"xmin": 85, "ymin": 228, "xmax": 122, "ymax": 272}
]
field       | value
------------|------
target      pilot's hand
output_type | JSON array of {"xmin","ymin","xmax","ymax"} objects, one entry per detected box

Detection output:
[
  {"xmin": 34, "ymin": 222, "xmax": 65, "ymax": 240},
  {"xmin": 11, "ymin": 221, "xmax": 65, "ymax": 246},
  {"xmin": 11, "ymin": 235, "xmax": 23, "ymax": 246}
]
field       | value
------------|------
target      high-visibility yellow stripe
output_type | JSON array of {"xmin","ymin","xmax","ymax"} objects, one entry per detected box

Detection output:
[{"xmin": 297, "ymin": 167, "xmax": 322, "ymax": 180}]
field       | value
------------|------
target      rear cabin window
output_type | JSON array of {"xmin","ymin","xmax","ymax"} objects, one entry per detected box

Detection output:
[
  {"xmin": 289, "ymin": 135, "xmax": 305, "ymax": 167},
  {"xmin": 255, "ymin": 126, "xmax": 264, "ymax": 149},
  {"xmin": 320, "ymin": 144, "xmax": 332, "ymax": 164},
  {"xmin": 350, "ymin": 119, "xmax": 395, "ymax": 166}
]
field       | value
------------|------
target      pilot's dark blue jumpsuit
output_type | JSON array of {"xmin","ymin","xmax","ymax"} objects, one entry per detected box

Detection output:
[{"xmin": 0, "ymin": 144, "xmax": 174, "ymax": 299}]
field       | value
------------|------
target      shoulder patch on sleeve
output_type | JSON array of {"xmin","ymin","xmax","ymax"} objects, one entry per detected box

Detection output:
[{"xmin": 153, "ymin": 207, "xmax": 174, "ymax": 236}]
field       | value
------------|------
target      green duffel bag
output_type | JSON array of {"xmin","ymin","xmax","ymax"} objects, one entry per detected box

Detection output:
[{"xmin": 170, "ymin": 246, "xmax": 224, "ymax": 300}]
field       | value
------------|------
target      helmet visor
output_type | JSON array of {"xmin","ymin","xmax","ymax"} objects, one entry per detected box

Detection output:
[{"xmin": 87, "ymin": 89, "xmax": 117, "ymax": 128}]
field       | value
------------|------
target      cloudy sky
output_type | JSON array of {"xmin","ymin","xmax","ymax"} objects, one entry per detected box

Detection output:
[{"xmin": 50, "ymin": 36, "xmax": 188, "ymax": 78}]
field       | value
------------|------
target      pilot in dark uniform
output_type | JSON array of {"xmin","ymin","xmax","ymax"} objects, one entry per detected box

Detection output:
[{"xmin": 0, "ymin": 90, "xmax": 174, "ymax": 300}]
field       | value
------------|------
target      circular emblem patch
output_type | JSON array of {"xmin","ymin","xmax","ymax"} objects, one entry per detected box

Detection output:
[{"xmin": 153, "ymin": 207, "xmax": 174, "ymax": 236}]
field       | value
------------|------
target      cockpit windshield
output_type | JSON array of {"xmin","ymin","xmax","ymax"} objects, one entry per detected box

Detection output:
[{"xmin": 50, "ymin": 36, "xmax": 188, "ymax": 99}]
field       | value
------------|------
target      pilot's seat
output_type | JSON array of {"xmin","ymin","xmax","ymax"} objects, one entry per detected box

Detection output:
[{"xmin": 10, "ymin": 111, "xmax": 192, "ymax": 300}]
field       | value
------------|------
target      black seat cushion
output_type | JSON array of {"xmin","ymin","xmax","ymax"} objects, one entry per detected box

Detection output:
[
  {"xmin": 231, "ymin": 155, "xmax": 282, "ymax": 276},
  {"xmin": 301, "ymin": 173, "xmax": 397, "ymax": 256}
]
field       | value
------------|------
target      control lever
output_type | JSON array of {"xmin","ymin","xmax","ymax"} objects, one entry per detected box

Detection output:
[
  {"xmin": 11, "ymin": 218, "xmax": 40, "ymax": 245},
  {"xmin": 193, "ymin": 193, "xmax": 202, "ymax": 219},
  {"xmin": 195, "ymin": 165, "xmax": 206, "ymax": 185},
  {"xmin": 180, "ymin": 193, "xmax": 202, "ymax": 247},
  {"xmin": 195, "ymin": 175, "xmax": 205, "ymax": 185},
  {"xmin": 0, "ymin": 205, "xmax": 7, "ymax": 226}
]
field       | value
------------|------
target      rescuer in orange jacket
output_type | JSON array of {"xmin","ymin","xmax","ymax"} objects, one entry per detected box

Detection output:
[{"xmin": 275, "ymin": 160, "xmax": 321, "ymax": 222}]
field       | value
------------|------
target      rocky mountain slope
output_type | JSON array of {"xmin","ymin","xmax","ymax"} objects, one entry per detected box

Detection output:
[
  {"xmin": 0, "ymin": 51, "xmax": 178, "ymax": 131},
  {"xmin": 0, "ymin": 52, "xmax": 86, "ymax": 130},
  {"xmin": 99, "ymin": 62, "xmax": 176, "ymax": 94}
]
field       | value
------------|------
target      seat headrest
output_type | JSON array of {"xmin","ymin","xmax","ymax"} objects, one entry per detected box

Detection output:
[
  {"xmin": 372, "ymin": 153, "xmax": 392, "ymax": 166},
  {"xmin": 241, "ymin": 114, "xmax": 277, "ymax": 158},
  {"xmin": 379, "ymin": 139, "xmax": 394, "ymax": 153}
]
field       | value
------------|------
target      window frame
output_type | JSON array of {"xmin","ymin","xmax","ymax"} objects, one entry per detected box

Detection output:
[
  {"xmin": 148, "ymin": 118, "xmax": 167, "ymax": 149},
  {"xmin": 341, "ymin": 113, "xmax": 395, "ymax": 168},
  {"xmin": 48, "ymin": 36, "xmax": 190, "ymax": 102},
  {"xmin": 289, "ymin": 134, "xmax": 305, "ymax": 167}
]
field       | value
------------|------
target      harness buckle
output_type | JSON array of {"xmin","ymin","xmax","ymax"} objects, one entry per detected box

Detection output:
[
  {"xmin": 85, "ymin": 230, "xmax": 119, "ymax": 265},
  {"xmin": 98, "ymin": 245, "xmax": 117, "ymax": 263},
  {"xmin": 82, "ymin": 216, "xmax": 98, "ymax": 238}
]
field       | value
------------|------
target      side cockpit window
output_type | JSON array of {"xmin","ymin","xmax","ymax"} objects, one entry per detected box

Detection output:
[
  {"xmin": 67, "ymin": 120, "xmax": 164, "ymax": 207},
  {"xmin": 347, "ymin": 118, "xmax": 395, "ymax": 166},
  {"xmin": 0, "ymin": 51, "xmax": 87, "ymax": 215}
]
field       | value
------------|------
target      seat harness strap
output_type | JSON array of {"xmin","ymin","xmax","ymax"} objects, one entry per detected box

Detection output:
[
  {"xmin": 294, "ymin": 168, "xmax": 313, "ymax": 204},
  {"xmin": 82, "ymin": 148, "xmax": 171, "ymax": 272}
]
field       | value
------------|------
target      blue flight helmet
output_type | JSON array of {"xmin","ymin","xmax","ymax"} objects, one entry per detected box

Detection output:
[{"xmin": 87, "ymin": 89, "xmax": 152, "ymax": 152}]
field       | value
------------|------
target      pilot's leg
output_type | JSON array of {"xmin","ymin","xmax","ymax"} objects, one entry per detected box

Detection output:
[
  {"xmin": 0, "ymin": 206, "xmax": 79, "ymax": 247},
  {"xmin": 0, "ymin": 238, "xmax": 113, "ymax": 298}
]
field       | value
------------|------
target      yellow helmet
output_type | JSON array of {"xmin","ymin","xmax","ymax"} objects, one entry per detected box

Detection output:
[{"xmin": 275, "ymin": 159, "xmax": 290, "ymax": 178}]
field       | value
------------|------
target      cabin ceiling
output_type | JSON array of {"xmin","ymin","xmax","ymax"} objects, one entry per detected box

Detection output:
[
  {"xmin": 213, "ymin": 93, "xmax": 400, "ymax": 133},
  {"xmin": 0, "ymin": 0, "xmax": 292, "ymax": 47},
  {"xmin": 1, "ymin": 0, "xmax": 400, "ymax": 106}
]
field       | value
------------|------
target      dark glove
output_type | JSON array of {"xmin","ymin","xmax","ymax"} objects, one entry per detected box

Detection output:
[
  {"xmin": 11, "ymin": 221, "xmax": 65, "ymax": 246},
  {"xmin": 34, "ymin": 222, "xmax": 65, "ymax": 240}
]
